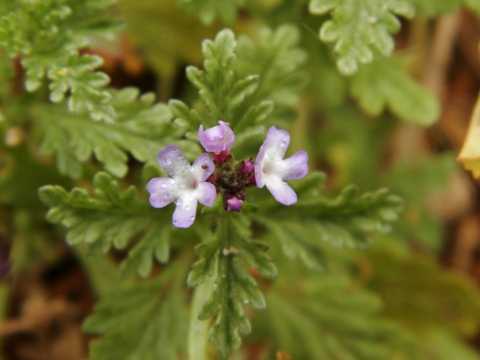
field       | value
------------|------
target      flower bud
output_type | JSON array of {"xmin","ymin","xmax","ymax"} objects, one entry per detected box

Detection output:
[
  {"xmin": 225, "ymin": 196, "xmax": 243, "ymax": 212},
  {"xmin": 198, "ymin": 121, "xmax": 235, "ymax": 152}
]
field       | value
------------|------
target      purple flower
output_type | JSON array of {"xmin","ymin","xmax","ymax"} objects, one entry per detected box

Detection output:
[
  {"xmin": 147, "ymin": 145, "xmax": 217, "ymax": 228},
  {"xmin": 255, "ymin": 126, "xmax": 308, "ymax": 205},
  {"xmin": 226, "ymin": 196, "xmax": 243, "ymax": 212},
  {"xmin": 198, "ymin": 121, "xmax": 235, "ymax": 152},
  {"xmin": 242, "ymin": 158, "xmax": 254, "ymax": 173}
]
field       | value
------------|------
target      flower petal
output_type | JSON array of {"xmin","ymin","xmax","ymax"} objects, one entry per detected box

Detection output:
[
  {"xmin": 262, "ymin": 126, "xmax": 290, "ymax": 161},
  {"xmin": 254, "ymin": 164, "xmax": 266, "ymax": 188},
  {"xmin": 147, "ymin": 177, "xmax": 178, "ymax": 208},
  {"xmin": 198, "ymin": 121, "xmax": 235, "ymax": 152},
  {"xmin": 172, "ymin": 196, "xmax": 198, "ymax": 228},
  {"xmin": 157, "ymin": 145, "xmax": 190, "ymax": 178},
  {"xmin": 191, "ymin": 153, "xmax": 215, "ymax": 181},
  {"xmin": 280, "ymin": 151, "xmax": 309, "ymax": 180},
  {"xmin": 196, "ymin": 182, "xmax": 217, "ymax": 206},
  {"xmin": 265, "ymin": 175, "xmax": 298, "ymax": 205}
]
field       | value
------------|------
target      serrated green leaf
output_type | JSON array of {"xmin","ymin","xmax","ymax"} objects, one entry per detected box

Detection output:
[
  {"xmin": 187, "ymin": 241, "xmax": 219, "ymax": 288},
  {"xmin": 309, "ymin": 0, "xmax": 415, "ymax": 75},
  {"xmin": 120, "ymin": 224, "xmax": 171, "ymax": 278},
  {"xmin": 258, "ymin": 273, "xmax": 420, "ymax": 360},
  {"xmin": 255, "ymin": 187, "xmax": 403, "ymax": 269},
  {"xmin": 228, "ymin": 214, "xmax": 278, "ymax": 279},
  {"xmin": 84, "ymin": 267, "xmax": 187, "ymax": 360},
  {"xmin": 367, "ymin": 242, "xmax": 480, "ymax": 336},
  {"xmin": 208, "ymin": 255, "xmax": 250, "ymax": 360},
  {"xmin": 262, "ymin": 218, "xmax": 328, "ymax": 272},
  {"xmin": 236, "ymin": 24, "xmax": 307, "ymax": 129},
  {"xmin": 39, "ymin": 172, "xmax": 172, "ymax": 277},
  {"xmin": 169, "ymin": 99, "xmax": 202, "ymax": 131},
  {"xmin": 190, "ymin": 214, "xmax": 274, "ymax": 360},
  {"xmin": 45, "ymin": 53, "xmax": 114, "ymax": 122},
  {"xmin": 349, "ymin": 57, "xmax": 440, "ymax": 125},
  {"xmin": 291, "ymin": 171, "xmax": 327, "ymax": 198},
  {"xmin": 36, "ymin": 87, "xmax": 197, "ymax": 178},
  {"xmin": 228, "ymin": 75, "xmax": 260, "ymax": 109},
  {"xmin": 0, "ymin": 12, "xmax": 30, "ymax": 56},
  {"xmin": 233, "ymin": 100, "xmax": 274, "ymax": 133},
  {"xmin": 0, "ymin": 0, "xmax": 121, "ymax": 121},
  {"xmin": 179, "ymin": 25, "xmax": 306, "ymax": 149}
]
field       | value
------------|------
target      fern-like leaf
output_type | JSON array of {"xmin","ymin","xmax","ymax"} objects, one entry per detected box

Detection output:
[
  {"xmin": 309, "ymin": 0, "xmax": 415, "ymax": 75},
  {"xmin": 39, "ymin": 172, "xmax": 174, "ymax": 278}
]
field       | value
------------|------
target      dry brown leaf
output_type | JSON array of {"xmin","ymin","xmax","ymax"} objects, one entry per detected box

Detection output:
[{"xmin": 458, "ymin": 91, "xmax": 480, "ymax": 177}]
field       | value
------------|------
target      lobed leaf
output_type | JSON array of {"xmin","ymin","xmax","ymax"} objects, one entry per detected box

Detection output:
[
  {"xmin": 177, "ymin": 25, "xmax": 307, "ymax": 158},
  {"xmin": 37, "ymin": 87, "xmax": 197, "ymax": 178},
  {"xmin": 367, "ymin": 242, "xmax": 480, "ymax": 336},
  {"xmin": 235, "ymin": 24, "xmax": 308, "ymax": 129},
  {"xmin": 189, "ymin": 214, "xmax": 276, "ymax": 360},
  {"xmin": 39, "ymin": 172, "xmax": 173, "ymax": 277},
  {"xmin": 309, "ymin": 0, "xmax": 415, "ymax": 75},
  {"xmin": 84, "ymin": 269, "xmax": 187, "ymax": 360},
  {"xmin": 349, "ymin": 57, "xmax": 440, "ymax": 126},
  {"xmin": 258, "ymin": 274, "xmax": 420, "ymax": 359},
  {"xmin": 0, "ymin": 0, "xmax": 121, "ymax": 121},
  {"xmin": 254, "ymin": 186, "xmax": 403, "ymax": 269}
]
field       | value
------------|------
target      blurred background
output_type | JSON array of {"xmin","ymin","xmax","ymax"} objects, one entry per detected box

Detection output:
[{"xmin": 2, "ymin": 0, "xmax": 480, "ymax": 359}]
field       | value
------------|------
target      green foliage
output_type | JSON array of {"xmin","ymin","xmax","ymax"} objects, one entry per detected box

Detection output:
[
  {"xmin": 188, "ymin": 214, "xmax": 277, "ymax": 360},
  {"xmin": 3, "ymin": 2, "xmax": 478, "ymax": 359},
  {"xmin": 36, "ymin": 87, "xmax": 197, "ymax": 178},
  {"xmin": 235, "ymin": 24, "xmax": 308, "ymax": 129},
  {"xmin": 0, "ymin": 0, "xmax": 121, "ymax": 122},
  {"xmin": 0, "ymin": 145, "xmax": 71, "ymax": 271},
  {"xmin": 309, "ymin": 0, "xmax": 415, "ymax": 75},
  {"xmin": 426, "ymin": 328, "xmax": 480, "ymax": 360},
  {"xmin": 83, "ymin": 263, "xmax": 188, "ymax": 360},
  {"xmin": 118, "ymin": 0, "xmax": 216, "ymax": 82},
  {"xmin": 34, "ymin": 53, "xmax": 113, "ymax": 121},
  {"xmin": 367, "ymin": 242, "xmax": 480, "ymax": 336},
  {"xmin": 254, "ymin": 274, "xmax": 420, "ymax": 359},
  {"xmin": 386, "ymin": 153, "xmax": 459, "ymax": 250},
  {"xmin": 178, "ymin": 0, "xmax": 245, "ymax": 25},
  {"xmin": 349, "ymin": 57, "xmax": 440, "ymax": 126},
  {"xmin": 38, "ymin": 172, "xmax": 173, "ymax": 278},
  {"xmin": 171, "ymin": 25, "xmax": 307, "ymax": 158},
  {"xmin": 183, "ymin": 29, "xmax": 259, "ymax": 128},
  {"xmin": 253, "ymin": 173, "xmax": 404, "ymax": 271},
  {"xmin": 313, "ymin": 106, "xmax": 393, "ymax": 188}
]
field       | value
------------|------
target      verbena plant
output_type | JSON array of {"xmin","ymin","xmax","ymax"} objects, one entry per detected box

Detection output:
[{"xmin": 1, "ymin": 1, "xmax": 480, "ymax": 359}]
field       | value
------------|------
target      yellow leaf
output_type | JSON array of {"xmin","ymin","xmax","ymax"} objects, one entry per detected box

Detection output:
[{"xmin": 458, "ymin": 92, "xmax": 480, "ymax": 178}]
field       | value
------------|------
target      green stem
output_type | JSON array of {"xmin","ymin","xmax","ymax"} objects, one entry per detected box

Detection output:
[{"xmin": 188, "ymin": 274, "xmax": 215, "ymax": 360}]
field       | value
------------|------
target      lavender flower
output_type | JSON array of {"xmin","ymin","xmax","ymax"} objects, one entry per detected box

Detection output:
[
  {"xmin": 226, "ymin": 196, "xmax": 243, "ymax": 212},
  {"xmin": 198, "ymin": 121, "xmax": 235, "ymax": 152},
  {"xmin": 147, "ymin": 145, "xmax": 217, "ymax": 228},
  {"xmin": 255, "ymin": 126, "xmax": 308, "ymax": 205}
]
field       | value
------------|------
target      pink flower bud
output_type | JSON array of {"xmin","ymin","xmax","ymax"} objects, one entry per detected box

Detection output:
[
  {"xmin": 198, "ymin": 121, "xmax": 235, "ymax": 152},
  {"xmin": 242, "ymin": 158, "xmax": 254, "ymax": 173},
  {"xmin": 225, "ymin": 196, "xmax": 243, "ymax": 212}
]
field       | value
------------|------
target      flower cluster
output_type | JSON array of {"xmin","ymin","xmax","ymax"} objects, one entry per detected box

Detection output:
[{"xmin": 147, "ymin": 121, "xmax": 308, "ymax": 227}]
